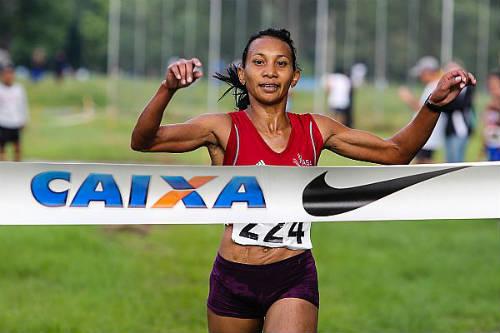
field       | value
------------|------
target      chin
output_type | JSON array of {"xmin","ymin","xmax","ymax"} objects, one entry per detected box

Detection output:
[
  {"xmin": 259, "ymin": 97, "xmax": 284, "ymax": 107},
  {"xmin": 254, "ymin": 93, "xmax": 287, "ymax": 106}
]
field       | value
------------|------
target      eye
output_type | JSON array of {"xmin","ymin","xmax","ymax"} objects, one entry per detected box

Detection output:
[
  {"xmin": 253, "ymin": 59, "xmax": 264, "ymax": 66},
  {"xmin": 277, "ymin": 60, "xmax": 288, "ymax": 67}
]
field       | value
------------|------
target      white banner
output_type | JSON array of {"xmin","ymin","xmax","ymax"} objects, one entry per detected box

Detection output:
[{"xmin": 1, "ymin": 161, "xmax": 499, "ymax": 225}]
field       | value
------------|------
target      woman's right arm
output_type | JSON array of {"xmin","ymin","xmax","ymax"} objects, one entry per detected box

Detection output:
[{"xmin": 131, "ymin": 58, "xmax": 229, "ymax": 153}]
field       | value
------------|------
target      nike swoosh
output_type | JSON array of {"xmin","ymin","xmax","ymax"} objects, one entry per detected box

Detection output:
[{"xmin": 302, "ymin": 166, "xmax": 468, "ymax": 216}]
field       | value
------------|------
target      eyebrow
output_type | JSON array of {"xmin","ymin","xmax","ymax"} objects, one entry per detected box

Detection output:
[{"xmin": 252, "ymin": 53, "xmax": 290, "ymax": 59}]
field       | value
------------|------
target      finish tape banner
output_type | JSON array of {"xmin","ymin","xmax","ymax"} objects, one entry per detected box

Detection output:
[{"xmin": 1, "ymin": 162, "xmax": 499, "ymax": 225}]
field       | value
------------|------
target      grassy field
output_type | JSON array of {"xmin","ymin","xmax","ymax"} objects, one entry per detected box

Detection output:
[{"xmin": 0, "ymin": 76, "xmax": 499, "ymax": 333}]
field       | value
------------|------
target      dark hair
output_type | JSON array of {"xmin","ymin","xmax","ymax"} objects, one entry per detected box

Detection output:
[{"xmin": 214, "ymin": 28, "xmax": 299, "ymax": 109}]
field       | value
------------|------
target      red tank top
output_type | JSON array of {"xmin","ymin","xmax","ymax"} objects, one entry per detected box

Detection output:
[{"xmin": 223, "ymin": 111, "xmax": 324, "ymax": 166}]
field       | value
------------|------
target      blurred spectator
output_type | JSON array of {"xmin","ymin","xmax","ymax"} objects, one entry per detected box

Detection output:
[
  {"xmin": 0, "ymin": 63, "xmax": 29, "ymax": 161},
  {"xmin": 54, "ymin": 50, "xmax": 69, "ymax": 81},
  {"xmin": 482, "ymin": 69, "xmax": 500, "ymax": 161},
  {"xmin": 439, "ymin": 61, "xmax": 476, "ymax": 163},
  {"xmin": 30, "ymin": 47, "xmax": 47, "ymax": 82},
  {"xmin": 0, "ymin": 49, "xmax": 11, "ymax": 67},
  {"xmin": 350, "ymin": 62, "xmax": 367, "ymax": 88},
  {"xmin": 325, "ymin": 67, "xmax": 354, "ymax": 127},
  {"xmin": 75, "ymin": 67, "xmax": 91, "ymax": 81},
  {"xmin": 399, "ymin": 56, "xmax": 445, "ymax": 163}
]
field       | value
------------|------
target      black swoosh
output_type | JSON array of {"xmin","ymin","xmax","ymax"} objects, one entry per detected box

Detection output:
[{"xmin": 302, "ymin": 166, "xmax": 468, "ymax": 216}]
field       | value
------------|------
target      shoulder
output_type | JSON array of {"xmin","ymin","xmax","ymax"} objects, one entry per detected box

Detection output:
[
  {"xmin": 10, "ymin": 84, "xmax": 26, "ymax": 95},
  {"xmin": 311, "ymin": 113, "xmax": 334, "ymax": 126},
  {"xmin": 290, "ymin": 112, "xmax": 318, "ymax": 127},
  {"xmin": 187, "ymin": 112, "xmax": 233, "ymax": 136},
  {"xmin": 189, "ymin": 112, "xmax": 231, "ymax": 125},
  {"xmin": 311, "ymin": 113, "xmax": 348, "ymax": 138}
]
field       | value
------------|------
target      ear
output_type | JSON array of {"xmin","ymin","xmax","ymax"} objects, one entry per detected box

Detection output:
[
  {"xmin": 290, "ymin": 69, "xmax": 301, "ymax": 88},
  {"xmin": 237, "ymin": 65, "xmax": 246, "ymax": 85}
]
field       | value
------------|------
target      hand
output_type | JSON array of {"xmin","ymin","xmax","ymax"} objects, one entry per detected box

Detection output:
[
  {"xmin": 163, "ymin": 58, "xmax": 203, "ymax": 91},
  {"xmin": 429, "ymin": 70, "xmax": 476, "ymax": 106}
]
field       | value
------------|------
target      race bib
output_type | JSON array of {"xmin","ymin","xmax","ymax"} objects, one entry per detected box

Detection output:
[{"xmin": 231, "ymin": 222, "xmax": 312, "ymax": 250}]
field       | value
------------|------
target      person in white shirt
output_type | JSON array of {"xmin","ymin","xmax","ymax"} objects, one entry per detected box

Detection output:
[
  {"xmin": 0, "ymin": 64, "xmax": 29, "ymax": 161},
  {"xmin": 398, "ymin": 56, "xmax": 445, "ymax": 163},
  {"xmin": 325, "ymin": 67, "xmax": 353, "ymax": 127}
]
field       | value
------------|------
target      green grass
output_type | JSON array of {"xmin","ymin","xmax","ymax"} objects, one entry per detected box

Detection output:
[{"xmin": 0, "ymin": 76, "xmax": 499, "ymax": 332}]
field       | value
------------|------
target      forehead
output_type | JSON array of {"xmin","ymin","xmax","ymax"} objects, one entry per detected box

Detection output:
[{"xmin": 247, "ymin": 36, "xmax": 292, "ymax": 58}]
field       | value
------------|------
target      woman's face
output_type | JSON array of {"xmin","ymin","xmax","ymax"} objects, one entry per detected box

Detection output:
[{"xmin": 238, "ymin": 36, "xmax": 300, "ymax": 107}]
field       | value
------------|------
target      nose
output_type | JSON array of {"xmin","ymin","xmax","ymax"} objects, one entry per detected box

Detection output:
[{"xmin": 262, "ymin": 63, "xmax": 278, "ymax": 78}]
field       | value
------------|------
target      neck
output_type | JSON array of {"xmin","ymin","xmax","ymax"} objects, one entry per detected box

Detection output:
[{"xmin": 245, "ymin": 98, "xmax": 289, "ymax": 134}]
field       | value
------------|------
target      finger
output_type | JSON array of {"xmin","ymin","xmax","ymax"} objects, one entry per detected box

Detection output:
[
  {"xmin": 170, "ymin": 64, "xmax": 181, "ymax": 81},
  {"xmin": 448, "ymin": 69, "xmax": 466, "ymax": 83},
  {"xmin": 460, "ymin": 70, "xmax": 470, "ymax": 88},
  {"xmin": 178, "ymin": 60, "xmax": 187, "ymax": 85},
  {"xmin": 447, "ymin": 70, "xmax": 465, "ymax": 89},
  {"xmin": 468, "ymin": 72, "xmax": 477, "ymax": 85},
  {"xmin": 459, "ymin": 70, "xmax": 468, "ymax": 85},
  {"xmin": 459, "ymin": 74, "xmax": 466, "ymax": 89},
  {"xmin": 185, "ymin": 60, "xmax": 193, "ymax": 83},
  {"xmin": 193, "ymin": 70, "xmax": 203, "ymax": 81},
  {"xmin": 191, "ymin": 57, "xmax": 203, "ymax": 68}
]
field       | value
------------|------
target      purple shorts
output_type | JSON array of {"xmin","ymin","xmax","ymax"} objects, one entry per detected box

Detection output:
[{"xmin": 207, "ymin": 250, "xmax": 319, "ymax": 319}]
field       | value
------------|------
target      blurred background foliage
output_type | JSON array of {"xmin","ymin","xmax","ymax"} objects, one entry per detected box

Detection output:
[{"xmin": 1, "ymin": 0, "xmax": 499, "ymax": 80}]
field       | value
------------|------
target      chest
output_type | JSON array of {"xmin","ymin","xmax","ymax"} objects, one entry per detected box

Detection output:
[
  {"xmin": 235, "ymin": 128, "xmax": 316, "ymax": 167},
  {"xmin": 0, "ymin": 88, "xmax": 21, "ymax": 106}
]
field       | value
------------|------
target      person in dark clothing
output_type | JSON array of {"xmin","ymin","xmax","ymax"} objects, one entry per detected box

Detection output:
[{"xmin": 441, "ymin": 62, "xmax": 476, "ymax": 163}]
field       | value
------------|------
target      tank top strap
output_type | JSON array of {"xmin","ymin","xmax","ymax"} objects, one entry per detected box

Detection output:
[
  {"xmin": 293, "ymin": 113, "xmax": 324, "ymax": 165},
  {"xmin": 223, "ymin": 111, "xmax": 246, "ymax": 166}
]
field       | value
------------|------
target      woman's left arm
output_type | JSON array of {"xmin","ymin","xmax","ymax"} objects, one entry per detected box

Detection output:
[{"xmin": 314, "ymin": 70, "xmax": 476, "ymax": 165}]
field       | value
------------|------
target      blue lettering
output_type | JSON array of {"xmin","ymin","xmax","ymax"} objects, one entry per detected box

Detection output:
[
  {"xmin": 31, "ymin": 171, "xmax": 71, "ymax": 207},
  {"xmin": 213, "ymin": 177, "xmax": 266, "ymax": 208},
  {"xmin": 182, "ymin": 191, "xmax": 207, "ymax": 208},
  {"xmin": 162, "ymin": 176, "xmax": 194, "ymax": 190},
  {"xmin": 71, "ymin": 173, "xmax": 123, "ymax": 207},
  {"xmin": 128, "ymin": 175, "xmax": 151, "ymax": 208}
]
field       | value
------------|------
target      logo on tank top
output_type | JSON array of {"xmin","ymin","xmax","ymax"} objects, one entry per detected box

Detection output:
[
  {"xmin": 293, "ymin": 153, "xmax": 313, "ymax": 167},
  {"xmin": 256, "ymin": 160, "xmax": 266, "ymax": 166}
]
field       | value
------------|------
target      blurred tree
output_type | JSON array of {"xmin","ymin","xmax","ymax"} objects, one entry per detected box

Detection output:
[
  {"xmin": 0, "ymin": 0, "xmax": 499, "ymax": 79},
  {"xmin": 79, "ymin": 0, "xmax": 108, "ymax": 71},
  {"xmin": 0, "ymin": 0, "xmax": 72, "ymax": 66}
]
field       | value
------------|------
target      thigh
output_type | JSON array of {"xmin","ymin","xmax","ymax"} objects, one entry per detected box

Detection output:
[
  {"xmin": 0, "ymin": 129, "xmax": 6, "ymax": 148},
  {"xmin": 263, "ymin": 298, "xmax": 318, "ymax": 333},
  {"xmin": 208, "ymin": 308, "xmax": 263, "ymax": 333},
  {"xmin": 13, "ymin": 140, "xmax": 21, "ymax": 151}
]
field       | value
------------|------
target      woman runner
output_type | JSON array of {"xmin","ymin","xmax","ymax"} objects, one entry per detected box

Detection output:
[{"xmin": 131, "ymin": 29, "xmax": 475, "ymax": 333}]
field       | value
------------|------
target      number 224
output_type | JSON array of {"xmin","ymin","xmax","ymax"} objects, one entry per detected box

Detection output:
[{"xmin": 239, "ymin": 223, "xmax": 305, "ymax": 244}]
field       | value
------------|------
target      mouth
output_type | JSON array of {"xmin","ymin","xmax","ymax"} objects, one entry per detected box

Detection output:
[{"xmin": 258, "ymin": 83, "xmax": 280, "ymax": 93}]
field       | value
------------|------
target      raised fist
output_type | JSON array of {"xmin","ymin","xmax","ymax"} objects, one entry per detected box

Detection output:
[
  {"xmin": 164, "ymin": 58, "xmax": 203, "ymax": 91},
  {"xmin": 429, "ymin": 70, "xmax": 476, "ymax": 106}
]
